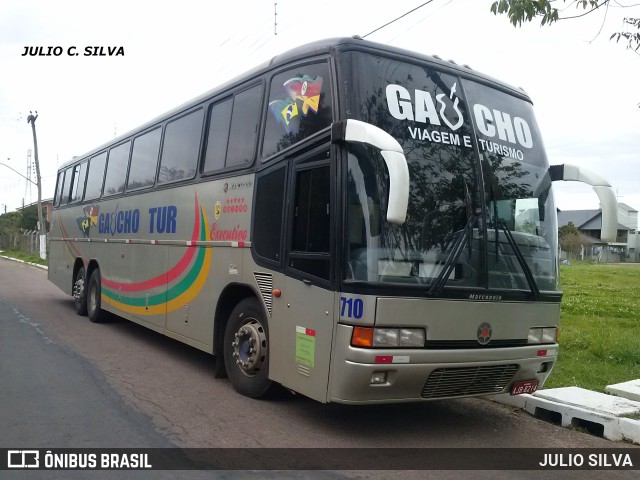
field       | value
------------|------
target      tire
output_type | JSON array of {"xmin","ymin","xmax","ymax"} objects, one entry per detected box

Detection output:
[
  {"xmin": 87, "ymin": 268, "xmax": 107, "ymax": 323},
  {"xmin": 223, "ymin": 298, "xmax": 272, "ymax": 398},
  {"xmin": 73, "ymin": 266, "xmax": 88, "ymax": 316}
]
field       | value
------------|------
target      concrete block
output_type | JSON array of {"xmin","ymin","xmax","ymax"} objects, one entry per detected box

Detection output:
[
  {"xmin": 536, "ymin": 386, "xmax": 640, "ymax": 417},
  {"xmin": 489, "ymin": 386, "xmax": 640, "ymax": 444},
  {"xmin": 606, "ymin": 379, "xmax": 640, "ymax": 402}
]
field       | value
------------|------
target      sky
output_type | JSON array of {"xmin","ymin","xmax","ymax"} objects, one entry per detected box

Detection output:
[{"xmin": 1, "ymin": 0, "xmax": 639, "ymax": 225}]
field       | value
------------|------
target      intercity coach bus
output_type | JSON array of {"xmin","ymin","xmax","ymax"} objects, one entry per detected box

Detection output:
[{"xmin": 48, "ymin": 37, "xmax": 617, "ymax": 403}]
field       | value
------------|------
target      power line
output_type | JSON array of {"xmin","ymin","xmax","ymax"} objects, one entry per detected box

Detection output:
[{"xmin": 362, "ymin": 0, "xmax": 436, "ymax": 38}]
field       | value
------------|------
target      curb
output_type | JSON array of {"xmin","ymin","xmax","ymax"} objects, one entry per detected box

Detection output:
[
  {"xmin": 0, "ymin": 254, "xmax": 48, "ymax": 270},
  {"xmin": 490, "ymin": 385, "xmax": 640, "ymax": 444}
]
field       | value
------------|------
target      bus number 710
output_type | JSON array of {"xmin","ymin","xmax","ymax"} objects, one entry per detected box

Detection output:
[{"xmin": 340, "ymin": 296, "xmax": 364, "ymax": 319}]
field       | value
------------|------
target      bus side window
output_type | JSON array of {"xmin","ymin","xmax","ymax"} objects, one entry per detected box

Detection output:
[
  {"xmin": 203, "ymin": 98, "xmax": 232, "ymax": 173},
  {"xmin": 262, "ymin": 62, "xmax": 333, "ymax": 160},
  {"xmin": 203, "ymin": 83, "xmax": 262, "ymax": 174},
  {"xmin": 69, "ymin": 161, "xmax": 88, "ymax": 203},
  {"xmin": 226, "ymin": 84, "xmax": 262, "ymax": 168},
  {"xmin": 84, "ymin": 152, "xmax": 107, "ymax": 200},
  {"xmin": 53, "ymin": 170, "xmax": 65, "ymax": 206},
  {"xmin": 158, "ymin": 108, "xmax": 204, "ymax": 184},
  {"xmin": 59, "ymin": 167, "xmax": 74, "ymax": 206},
  {"xmin": 127, "ymin": 127, "xmax": 162, "ymax": 191},
  {"xmin": 103, "ymin": 141, "xmax": 131, "ymax": 197},
  {"xmin": 253, "ymin": 165, "xmax": 287, "ymax": 264}
]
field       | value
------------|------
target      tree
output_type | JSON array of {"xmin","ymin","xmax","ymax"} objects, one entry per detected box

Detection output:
[
  {"xmin": 490, "ymin": 1, "xmax": 640, "ymax": 52},
  {"xmin": 559, "ymin": 221, "xmax": 596, "ymax": 259},
  {"xmin": 0, "ymin": 211, "xmax": 21, "ymax": 235},
  {"xmin": 19, "ymin": 204, "xmax": 39, "ymax": 231}
]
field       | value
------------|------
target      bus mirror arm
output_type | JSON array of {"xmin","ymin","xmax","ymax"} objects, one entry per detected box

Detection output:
[
  {"xmin": 332, "ymin": 119, "xmax": 410, "ymax": 225},
  {"xmin": 549, "ymin": 163, "xmax": 618, "ymax": 243}
]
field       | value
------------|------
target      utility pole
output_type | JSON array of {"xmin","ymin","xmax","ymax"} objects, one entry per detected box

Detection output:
[{"xmin": 27, "ymin": 110, "xmax": 45, "ymax": 259}]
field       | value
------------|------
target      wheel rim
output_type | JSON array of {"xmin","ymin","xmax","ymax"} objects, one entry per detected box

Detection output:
[
  {"xmin": 231, "ymin": 318, "xmax": 267, "ymax": 376},
  {"xmin": 73, "ymin": 276, "xmax": 84, "ymax": 302}
]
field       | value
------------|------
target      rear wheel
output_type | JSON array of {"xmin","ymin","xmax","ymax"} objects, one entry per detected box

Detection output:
[
  {"xmin": 87, "ymin": 268, "xmax": 107, "ymax": 323},
  {"xmin": 73, "ymin": 266, "xmax": 88, "ymax": 316},
  {"xmin": 223, "ymin": 298, "xmax": 272, "ymax": 398}
]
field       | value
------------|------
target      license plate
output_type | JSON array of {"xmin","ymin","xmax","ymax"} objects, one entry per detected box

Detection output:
[{"xmin": 510, "ymin": 379, "xmax": 538, "ymax": 396}]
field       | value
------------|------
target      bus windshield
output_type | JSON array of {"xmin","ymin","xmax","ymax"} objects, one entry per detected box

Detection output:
[{"xmin": 341, "ymin": 52, "xmax": 558, "ymax": 293}]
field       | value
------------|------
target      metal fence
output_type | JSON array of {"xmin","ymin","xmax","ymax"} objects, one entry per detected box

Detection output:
[{"xmin": 0, "ymin": 230, "xmax": 46, "ymax": 258}]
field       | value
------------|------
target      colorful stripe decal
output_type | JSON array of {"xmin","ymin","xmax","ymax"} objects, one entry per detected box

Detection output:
[
  {"xmin": 59, "ymin": 217, "xmax": 82, "ymax": 260},
  {"xmin": 101, "ymin": 196, "xmax": 201, "ymax": 292},
  {"xmin": 101, "ymin": 200, "xmax": 212, "ymax": 315}
]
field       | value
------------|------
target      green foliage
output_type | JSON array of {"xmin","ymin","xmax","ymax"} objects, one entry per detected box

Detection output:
[
  {"xmin": 610, "ymin": 17, "xmax": 640, "ymax": 52},
  {"xmin": 558, "ymin": 221, "xmax": 579, "ymax": 238},
  {"xmin": 490, "ymin": 1, "xmax": 640, "ymax": 51},
  {"xmin": 19, "ymin": 204, "xmax": 39, "ymax": 230},
  {"xmin": 0, "ymin": 211, "xmax": 21, "ymax": 234},
  {"xmin": 544, "ymin": 263, "xmax": 640, "ymax": 391},
  {"xmin": 558, "ymin": 221, "xmax": 593, "ymax": 258},
  {"xmin": 490, "ymin": 0, "xmax": 561, "ymax": 26}
]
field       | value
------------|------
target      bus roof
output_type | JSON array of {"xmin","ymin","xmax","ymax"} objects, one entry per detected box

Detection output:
[{"xmin": 59, "ymin": 36, "xmax": 531, "ymax": 170}]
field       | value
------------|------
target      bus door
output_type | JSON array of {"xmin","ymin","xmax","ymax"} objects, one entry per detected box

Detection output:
[{"xmin": 271, "ymin": 145, "xmax": 336, "ymax": 402}]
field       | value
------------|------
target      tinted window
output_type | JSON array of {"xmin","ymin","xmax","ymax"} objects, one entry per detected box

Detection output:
[
  {"xmin": 292, "ymin": 165, "xmax": 330, "ymax": 253},
  {"xmin": 127, "ymin": 128, "xmax": 161, "ymax": 190},
  {"xmin": 253, "ymin": 166, "xmax": 287, "ymax": 262},
  {"xmin": 59, "ymin": 168, "xmax": 73, "ymax": 205},
  {"xmin": 103, "ymin": 141, "xmax": 130, "ymax": 196},
  {"xmin": 84, "ymin": 152, "xmax": 107, "ymax": 200},
  {"xmin": 158, "ymin": 109, "xmax": 204, "ymax": 184},
  {"xmin": 69, "ymin": 162, "xmax": 88, "ymax": 203},
  {"xmin": 203, "ymin": 99, "xmax": 232, "ymax": 173},
  {"xmin": 54, "ymin": 170, "xmax": 65, "ymax": 206},
  {"xmin": 226, "ymin": 84, "xmax": 262, "ymax": 167},
  {"xmin": 263, "ymin": 62, "xmax": 332, "ymax": 159}
]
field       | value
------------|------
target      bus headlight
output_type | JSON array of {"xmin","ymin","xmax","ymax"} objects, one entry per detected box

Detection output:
[
  {"xmin": 373, "ymin": 328, "xmax": 399, "ymax": 347},
  {"xmin": 351, "ymin": 326, "xmax": 425, "ymax": 348},
  {"xmin": 399, "ymin": 328, "xmax": 426, "ymax": 347},
  {"xmin": 528, "ymin": 327, "xmax": 557, "ymax": 344}
]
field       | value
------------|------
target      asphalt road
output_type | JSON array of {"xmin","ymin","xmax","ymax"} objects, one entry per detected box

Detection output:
[{"xmin": 0, "ymin": 257, "xmax": 637, "ymax": 479}]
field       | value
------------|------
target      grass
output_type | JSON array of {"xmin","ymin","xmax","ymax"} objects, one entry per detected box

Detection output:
[
  {"xmin": 544, "ymin": 262, "xmax": 640, "ymax": 392},
  {"xmin": 0, "ymin": 249, "xmax": 47, "ymax": 266}
]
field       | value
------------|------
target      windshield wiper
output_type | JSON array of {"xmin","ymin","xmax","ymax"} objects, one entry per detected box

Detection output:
[
  {"xmin": 427, "ymin": 181, "xmax": 475, "ymax": 297},
  {"xmin": 427, "ymin": 214, "xmax": 475, "ymax": 297},
  {"xmin": 497, "ymin": 221, "xmax": 541, "ymax": 299}
]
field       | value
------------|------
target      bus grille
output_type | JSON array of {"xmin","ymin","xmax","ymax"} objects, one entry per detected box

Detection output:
[
  {"xmin": 421, "ymin": 364, "xmax": 519, "ymax": 399},
  {"xmin": 254, "ymin": 272, "xmax": 273, "ymax": 317}
]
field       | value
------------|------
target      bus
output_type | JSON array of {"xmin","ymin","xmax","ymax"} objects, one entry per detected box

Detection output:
[{"xmin": 48, "ymin": 37, "xmax": 617, "ymax": 404}]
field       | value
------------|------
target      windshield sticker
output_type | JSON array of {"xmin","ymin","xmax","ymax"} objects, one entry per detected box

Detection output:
[
  {"xmin": 386, "ymin": 83, "xmax": 533, "ymax": 161},
  {"xmin": 269, "ymin": 75, "xmax": 323, "ymax": 134},
  {"xmin": 295, "ymin": 326, "xmax": 315, "ymax": 368}
]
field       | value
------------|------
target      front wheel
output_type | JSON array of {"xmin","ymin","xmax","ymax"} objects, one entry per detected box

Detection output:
[
  {"xmin": 223, "ymin": 298, "xmax": 272, "ymax": 398},
  {"xmin": 87, "ymin": 268, "xmax": 107, "ymax": 323}
]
